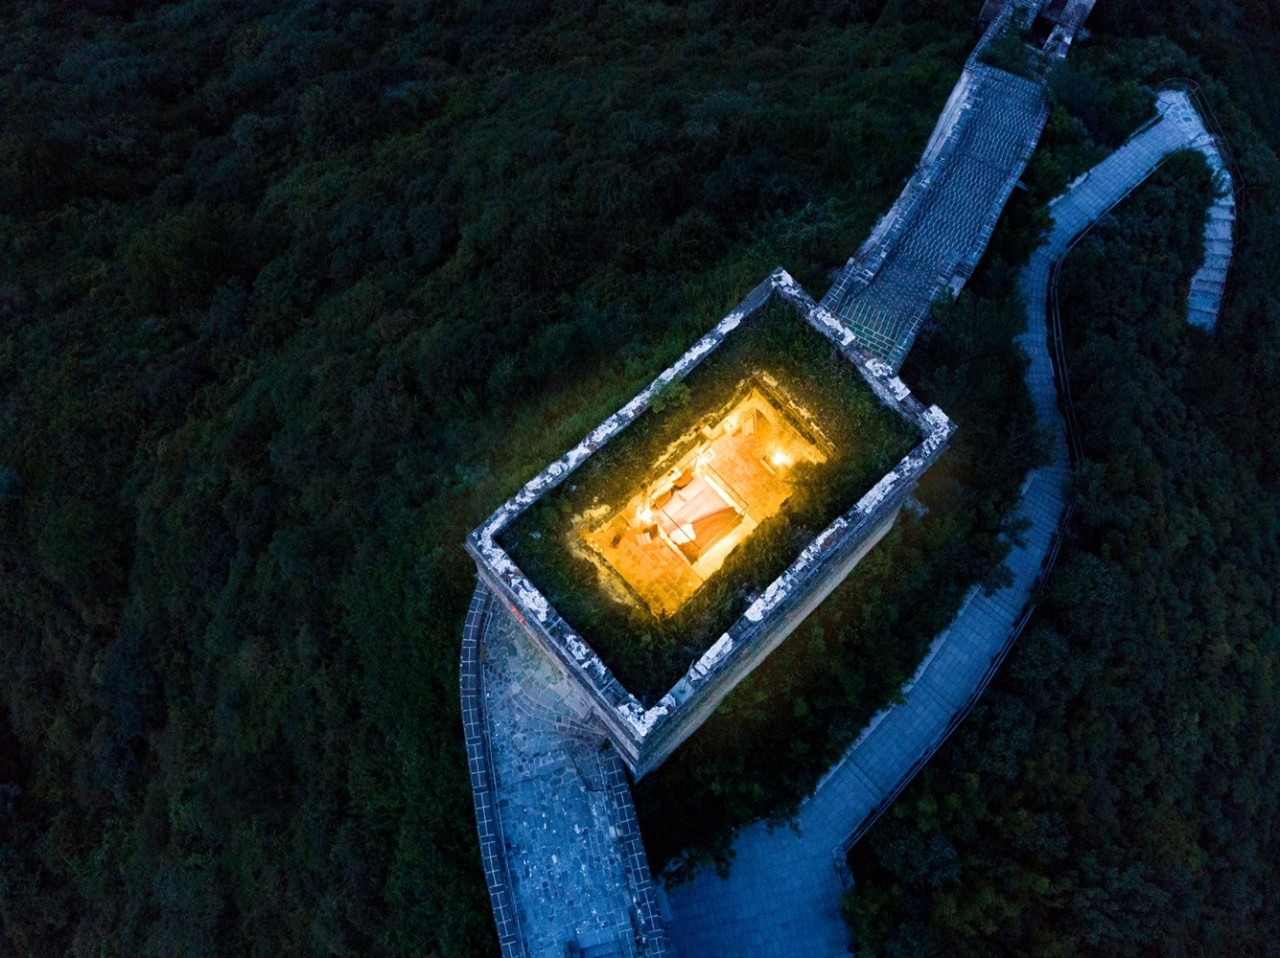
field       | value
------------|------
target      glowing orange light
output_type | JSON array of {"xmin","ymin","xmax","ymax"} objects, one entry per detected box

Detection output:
[{"xmin": 584, "ymin": 384, "xmax": 830, "ymax": 616}]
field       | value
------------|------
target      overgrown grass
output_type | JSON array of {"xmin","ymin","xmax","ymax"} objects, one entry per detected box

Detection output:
[
  {"xmin": 978, "ymin": 31, "xmax": 1046, "ymax": 81},
  {"xmin": 501, "ymin": 300, "xmax": 917, "ymax": 702}
]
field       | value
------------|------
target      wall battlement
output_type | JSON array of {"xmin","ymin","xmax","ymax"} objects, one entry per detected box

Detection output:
[{"xmin": 468, "ymin": 269, "xmax": 954, "ymax": 778}]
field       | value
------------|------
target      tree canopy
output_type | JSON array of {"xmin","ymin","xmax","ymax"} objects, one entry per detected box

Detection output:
[
  {"xmin": 0, "ymin": 2, "xmax": 989, "ymax": 955},
  {"xmin": 2, "ymin": 2, "xmax": 1277, "ymax": 956},
  {"xmin": 844, "ymin": 6, "xmax": 1280, "ymax": 951}
]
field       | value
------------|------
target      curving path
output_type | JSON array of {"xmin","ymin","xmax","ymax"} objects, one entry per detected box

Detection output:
[
  {"xmin": 662, "ymin": 87, "xmax": 1232, "ymax": 958},
  {"xmin": 1042, "ymin": 89, "xmax": 1233, "ymax": 317}
]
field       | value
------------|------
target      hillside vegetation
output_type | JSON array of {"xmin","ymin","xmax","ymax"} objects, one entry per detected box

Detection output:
[
  {"xmin": 3, "ymin": 1, "xmax": 1277, "ymax": 956},
  {"xmin": 1, "ymin": 2, "xmax": 991, "ymax": 955},
  {"xmin": 845, "ymin": 3, "xmax": 1280, "ymax": 952}
]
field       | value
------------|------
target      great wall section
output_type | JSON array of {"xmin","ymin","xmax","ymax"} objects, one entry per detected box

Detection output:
[{"xmin": 459, "ymin": 2, "xmax": 1238, "ymax": 955}]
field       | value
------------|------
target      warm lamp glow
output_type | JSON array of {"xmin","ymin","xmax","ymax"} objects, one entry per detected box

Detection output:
[{"xmin": 584, "ymin": 382, "xmax": 830, "ymax": 617}]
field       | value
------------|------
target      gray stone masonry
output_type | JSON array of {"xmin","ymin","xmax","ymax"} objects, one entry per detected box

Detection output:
[
  {"xmin": 460, "ymin": 587, "xmax": 525, "ymax": 958},
  {"xmin": 1042, "ymin": 0, "xmax": 1099, "ymax": 59},
  {"xmin": 477, "ymin": 594, "xmax": 674, "ymax": 958},
  {"xmin": 662, "ymin": 81, "xmax": 1231, "ymax": 958},
  {"xmin": 468, "ymin": 268, "xmax": 953, "ymax": 780},
  {"xmin": 822, "ymin": 51, "xmax": 1049, "ymax": 368},
  {"xmin": 1042, "ymin": 88, "xmax": 1232, "ymax": 332}
]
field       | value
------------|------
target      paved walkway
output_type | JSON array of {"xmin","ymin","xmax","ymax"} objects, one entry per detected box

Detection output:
[
  {"xmin": 1044, "ymin": 90, "xmax": 1221, "ymax": 255},
  {"xmin": 662, "ymin": 87, "xmax": 1229, "ymax": 958},
  {"xmin": 1175, "ymin": 94, "xmax": 1236, "ymax": 329},
  {"xmin": 474, "ymin": 600, "xmax": 673, "ymax": 958},
  {"xmin": 825, "ymin": 61, "xmax": 1048, "ymax": 368},
  {"xmin": 1037, "ymin": 89, "xmax": 1232, "ymax": 330}
]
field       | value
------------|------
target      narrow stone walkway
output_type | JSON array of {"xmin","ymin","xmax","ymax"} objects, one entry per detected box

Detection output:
[
  {"xmin": 468, "ymin": 597, "xmax": 673, "ymax": 958},
  {"xmin": 1174, "ymin": 94, "xmax": 1236, "ymax": 329},
  {"xmin": 1189, "ymin": 187, "xmax": 1234, "ymax": 329},
  {"xmin": 662, "ymin": 86, "xmax": 1230, "ymax": 958},
  {"xmin": 823, "ymin": 58, "xmax": 1049, "ymax": 368},
  {"xmin": 1039, "ymin": 88, "xmax": 1233, "ymax": 330},
  {"xmin": 1044, "ymin": 90, "xmax": 1224, "ymax": 254}
]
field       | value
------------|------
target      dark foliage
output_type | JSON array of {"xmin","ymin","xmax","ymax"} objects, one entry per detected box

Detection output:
[
  {"xmin": 843, "ymin": 11, "xmax": 1280, "ymax": 949},
  {"xmin": 0, "ymin": 2, "xmax": 983, "ymax": 955},
  {"xmin": 6, "ymin": 0, "xmax": 1274, "ymax": 955}
]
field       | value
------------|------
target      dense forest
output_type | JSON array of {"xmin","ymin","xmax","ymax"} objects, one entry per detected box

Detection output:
[
  {"xmin": 0, "ymin": 2, "xmax": 1009, "ymax": 955},
  {"xmin": 845, "ymin": 2, "xmax": 1280, "ymax": 953},
  {"xmin": 2, "ymin": 1, "xmax": 1277, "ymax": 957}
]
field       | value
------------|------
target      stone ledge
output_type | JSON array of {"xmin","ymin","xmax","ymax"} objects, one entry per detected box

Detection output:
[
  {"xmin": 459, "ymin": 586, "xmax": 527, "ymax": 958},
  {"xmin": 468, "ymin": 268, "xmax": 954, "ymax": 778}
]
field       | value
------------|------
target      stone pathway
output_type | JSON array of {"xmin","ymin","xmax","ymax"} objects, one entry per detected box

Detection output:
[
  {"xmin": 1171, "ymin": 93, "xmax": 1236, "ymax": 329},
  {"xmin": 1044, "ymin": 90, "xmax": 1220, "ymax": 249},
  {"xmin": 1189, "ymin": 187, "xmax": 1234, "ymax": 329},
  {"xmin": 823, "ymin": 60, "xmax": 1049, "ymax": 368},
  {"xmin": 661, "ymin": 85, "xmax": 1230, "ymax": 958},
  {"xmin": 473, "ymin": 600, "xmax": 673, "ymax": 958},
  {"xmin": 1039, "ymin": 88, "xmax": 1233, "ymax": 331}
]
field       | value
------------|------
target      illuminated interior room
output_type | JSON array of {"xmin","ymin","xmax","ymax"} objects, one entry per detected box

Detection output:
[{"xmin": 582, "ymin": 378, "xmax": 830, "ymax": 617}]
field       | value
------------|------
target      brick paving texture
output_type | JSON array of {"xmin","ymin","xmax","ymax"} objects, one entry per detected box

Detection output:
[
  {"xmin": 823, "ymin": 63, "xmax": 1048, "ymax": 369},
  {"xmin": 662, "ymin": 86, "xmax": 1229, "ymax": 958},
  {"xmin": 474, "ymin": 601, "xmax": 674, "ymax": 958}
]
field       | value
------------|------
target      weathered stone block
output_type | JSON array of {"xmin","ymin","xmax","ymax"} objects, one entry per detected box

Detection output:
[{"xmin": 467, "ymin": 268, "xmax": 954, "ymax": 778}]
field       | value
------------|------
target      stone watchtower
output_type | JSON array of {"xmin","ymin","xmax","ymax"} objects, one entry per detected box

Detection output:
[{"xmin": 467, "ymin": 269, "xmax": 953, "ymax": 779}]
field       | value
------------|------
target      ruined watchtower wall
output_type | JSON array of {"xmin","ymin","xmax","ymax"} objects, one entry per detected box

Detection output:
[{"xmin": 468, "ymin": 269, "xmax": 954, "ymax": 779}]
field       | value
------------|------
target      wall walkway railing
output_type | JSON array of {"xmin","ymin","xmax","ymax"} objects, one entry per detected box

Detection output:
[
  {"xmin": 459, "ymin": 586, "xmax": 527, "ymax": 958},
  {"xmin": 834, "ymin": 75, "xmax": 1244, "ymax": 887},
  {"xmin": 1159, "ymin": 78, "xmax": 1245, "ymax": 320},
  {"xmin": 834, "ymin": 501, "xmax": 1074, "ymax": 884}
]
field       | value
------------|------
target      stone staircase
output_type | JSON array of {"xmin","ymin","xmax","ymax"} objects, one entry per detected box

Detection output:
[{"xmin": 824, "ymin": 61, "xmax": 1048, "ymax": 369}]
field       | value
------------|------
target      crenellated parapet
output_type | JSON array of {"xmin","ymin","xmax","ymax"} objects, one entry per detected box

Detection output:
[{"xmin": 468, "ymin": 269, "xmax": 953, "ymax": 779}]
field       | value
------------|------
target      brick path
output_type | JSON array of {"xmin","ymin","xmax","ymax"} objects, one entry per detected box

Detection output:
[
  {"xmin": 662, "ymin": 85, "xmax": 1229, "ymax": 958},
  {"xmin": 823, "ymin": 62, "xmax": 1049, "ymax": 368},
  {"xmin": 469, "ymin": 599, "xmax": 673, "ymax": 958}
]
